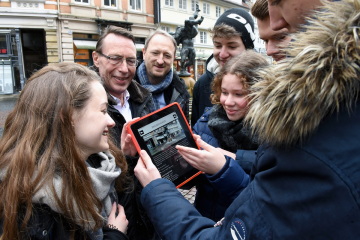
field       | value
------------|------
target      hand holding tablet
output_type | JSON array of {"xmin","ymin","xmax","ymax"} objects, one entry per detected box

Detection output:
[
  {"xmin": 126, "ymin": 103, "xmax": 201, "ymax": 188},
  {"xmin": 134, "ymin": 150, "xmax": 162, "ymax": 188}
]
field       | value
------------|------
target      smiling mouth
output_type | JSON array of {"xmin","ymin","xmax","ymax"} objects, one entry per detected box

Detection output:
[
  {"xmin": 113, "ymin": 76, "xmax": 128, "ymax": 81},
  {"xmin": 226, "ymin": 109, "xmax": 237, "ymax": 114},
  {"xmin": 102, "ymin": 132, "xmax": 108, "ymax": 136}
]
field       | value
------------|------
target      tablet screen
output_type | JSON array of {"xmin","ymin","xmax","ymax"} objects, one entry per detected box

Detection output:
[{"xmin": 128, "ymin": 103, "xmax": 200, "ymax": 187}]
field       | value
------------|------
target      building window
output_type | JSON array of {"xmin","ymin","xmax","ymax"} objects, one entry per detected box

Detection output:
[
  {"xmin": 161, "ymin": 26, "xmax": 171, "ymax": 32},
  {"xmin": 104, "ymin": 0, "xmax": 116, "ymax": 7},
  {"xmin": 179, "ymin": 0, "xmax": 186, "ymax": 10},
  {"xmin": 216, "ymin": 6, "xmax": 221, "ymax": 17},
  {"xmin": 165, "ymin": 0, "xmax": 173, "ymax": 7},
  {"xmin": 223, "ymin": 8, "xmax": 227, "ymax": 13},
  {"xmin": 200, "ymin": 31, "xmax": 207, "ymax": 44},
  {"xmin": 0, "ymin": 34, "xmax": 9, "ymax": 55},
  {"xmin": 191, "ymin": 0, "xmax": 199, "ymax": 12},
  {"xmin": 203, "ymin": 3, "xmax": 210, "ymax": 15},
  {"xmin": 75, "ymin": 0, "xmax": 89, "ymax": 3},
  {"xmin": 130, "ymin": 0, "xmax": 141, "ymax": 11}
]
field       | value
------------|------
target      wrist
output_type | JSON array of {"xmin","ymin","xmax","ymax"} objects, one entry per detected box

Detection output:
[{"xmin": 105, "ymin": 224, "xmax": 119, "ymax": 231}]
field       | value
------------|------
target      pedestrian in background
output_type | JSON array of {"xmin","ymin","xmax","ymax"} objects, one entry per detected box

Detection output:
[{"xmin": 0, "ymin": 63, "xmax": 129, "ymax": 239}]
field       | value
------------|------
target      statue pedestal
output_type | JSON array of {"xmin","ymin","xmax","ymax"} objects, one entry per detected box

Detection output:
[
  {"xmin": 177, "ymin": 70, "xmax": 191, "ymax": 77},
  {"xmin": 181, "ymin": 76, "xmax": 195, "ymax": 98}
]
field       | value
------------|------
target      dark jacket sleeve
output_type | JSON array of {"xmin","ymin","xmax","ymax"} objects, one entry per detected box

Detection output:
[
  {"xmin": 103, "ymin": 228, "xmax": 129, "ymax": 240},
  {"xmin": 141, "ymin": 146, "xmax": 360, "ymax": 240},
  {"xmin": 235, "ymin": 149, "xmax": 257, "ymax": 175},
  {"xmin": 206, "ymin": 156, "xmax": 249, "ymax": 203},
  {"xmin": 141, "ymin": 179, "xmax": 221, "ymax": 239}
]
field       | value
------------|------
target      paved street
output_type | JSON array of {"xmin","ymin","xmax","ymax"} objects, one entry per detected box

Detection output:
[{"xmin": 178, "ymin": 186, "xmax": 197, "ymax": 205}]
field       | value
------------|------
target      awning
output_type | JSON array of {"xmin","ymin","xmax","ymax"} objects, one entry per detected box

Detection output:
[{"xmin": 73, "ymin": 40, "xmax": 97, "ymax": 50}]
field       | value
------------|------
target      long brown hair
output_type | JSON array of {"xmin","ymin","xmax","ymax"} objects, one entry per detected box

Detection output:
[
  {"xmin": 0, "ymin": 62, "xmax": 127, "ymax": 239},
  {"xmin": 211, "ymin": 50, "xmax": 269, "ymax": 105}
]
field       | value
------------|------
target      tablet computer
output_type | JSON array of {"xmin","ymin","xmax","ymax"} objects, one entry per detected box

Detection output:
[{"xmin": 126, "ymin": 102, "xmax": 201, "ymax": 188}]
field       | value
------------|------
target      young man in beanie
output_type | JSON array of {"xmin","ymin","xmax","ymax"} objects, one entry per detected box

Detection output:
[{"xmin": 191, "ymin": 8, "xmax": 255, "ymax": 127}]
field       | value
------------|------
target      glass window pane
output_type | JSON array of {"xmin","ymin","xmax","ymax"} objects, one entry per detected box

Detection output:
[
  {"xmin": 104, "ymin": 0, "xmax": 109, "ymax": 5},
  {"xmin": 136, "ymin": 0, "xmax": 141, "ymax": 10}
]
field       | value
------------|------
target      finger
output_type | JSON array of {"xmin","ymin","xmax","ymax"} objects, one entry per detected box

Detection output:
[
  {"xmin": 193, "ymin": 134, "xmax": 201, "ymax": 141},
  {"xmin": 175, "ymin": 145, "xmax": 192, "ymax": 151},
  {"xmin": 136, "ymin": 156, "xmax": 146, "ymax": 168},
  {"xmin": 125, "ymin": 134, "xmax": 132, "ymax": 143},
  {"xmin": 140, "ymin": 150, "xmax": 154, "ymax": 168},
  {"xmin": 121, "ymin": 122, "xmax": 130, "ymax": 136},
  {"xmin": 117, "ymin": 204, "xmax": 126, "ymax": 218},
  {"xmin": 196, "ymin": 138, "xmax": 216, "ymax": 152},
  {"xmin": 109, "ymin": 202, "xmax": 117, "ymax": 219}
]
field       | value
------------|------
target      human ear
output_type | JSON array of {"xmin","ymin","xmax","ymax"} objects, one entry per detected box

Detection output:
[{"xmin": 93, "ymin": 51, "xmax": 100, "ymax": 67}]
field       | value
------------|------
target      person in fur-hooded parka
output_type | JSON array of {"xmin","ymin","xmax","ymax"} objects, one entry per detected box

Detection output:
[{"xmin": 134, "ymin": 0, "xmax": 360, "ymax": 239}]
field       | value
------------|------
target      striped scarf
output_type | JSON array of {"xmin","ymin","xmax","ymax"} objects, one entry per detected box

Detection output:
[{"xmin": 137, "ymin": 61, "xmax": 173, "ymax": 112}]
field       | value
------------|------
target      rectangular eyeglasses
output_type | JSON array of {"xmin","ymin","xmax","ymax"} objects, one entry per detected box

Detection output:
[{"xmin": 98, "ymin": 52, "xmax": 138, "ymax": 67}]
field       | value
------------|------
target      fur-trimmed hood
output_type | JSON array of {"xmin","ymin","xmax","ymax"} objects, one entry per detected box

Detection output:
[{"xmin": 246, "ymin": 0, "xmax": 360, "ymax": 148}]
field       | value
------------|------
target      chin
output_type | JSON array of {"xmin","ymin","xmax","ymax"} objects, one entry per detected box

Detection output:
[{"xmin": 227, "ymin": 114, "xmax": 244, "ymax": 122}]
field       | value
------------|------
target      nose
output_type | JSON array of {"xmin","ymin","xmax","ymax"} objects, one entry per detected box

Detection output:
[
  {"xmin": 219, "ymin": 46, "xmax": 229, "ymax": 59},
  {"xmin": 266, "ymin": 40, "xmax": 279, "ymax": 57},
  {"xmin": 107, "ymin": 114, "xmax": 116, "ymax": 129},
  {"xmin": 268, "ymin": 3, "xmax": 287, "ymax": 31},
  {"xmin": 156, "ymin": 54, "xmax": 164, "ymax": 65},
  {"xmin": 225, "ymin": 94, "xmax": 235, "ymax": 106},
  {"xmin": 116, "ymin": 60, "xmax": 128, "ymax": 73}
]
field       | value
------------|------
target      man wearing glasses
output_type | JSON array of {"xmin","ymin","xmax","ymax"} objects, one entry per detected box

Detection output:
[{"xmin": 91, "ymin": 25, "xmax": 155, "ymax": 240}]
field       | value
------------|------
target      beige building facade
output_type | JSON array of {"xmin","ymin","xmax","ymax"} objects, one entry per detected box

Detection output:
[{"xmin": 0, "ymin": 0, "xmax": 156, "ymax": 94}]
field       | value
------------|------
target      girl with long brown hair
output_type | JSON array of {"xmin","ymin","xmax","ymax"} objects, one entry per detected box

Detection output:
[{"xmin": 0, "ymin": 62, "xmax": 129, "ymax": 239}]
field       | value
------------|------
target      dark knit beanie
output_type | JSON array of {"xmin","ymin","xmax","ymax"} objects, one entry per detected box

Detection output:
[{"xmin": 215, "ymin": 8, "xmax": 255, "ymax": 49}]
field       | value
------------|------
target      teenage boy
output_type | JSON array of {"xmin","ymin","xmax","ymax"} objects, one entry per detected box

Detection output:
[
  {"xmin": 251, "ymin": 0, "xmax": 291, "ymax": 62},
  {"xmin": 191, "ymin": 8, "xmax": 255, "ymax": 127}
]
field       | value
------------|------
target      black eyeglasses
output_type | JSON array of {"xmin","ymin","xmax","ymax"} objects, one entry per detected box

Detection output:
[{"xmin": 97, "ymin": 52, "xmax": 138, "ymax": 67}]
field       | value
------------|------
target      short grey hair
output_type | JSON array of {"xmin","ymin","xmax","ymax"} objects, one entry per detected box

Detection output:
[{"xmin": 144, "ymin": 30, "xmax": 177, "ymax": 55}]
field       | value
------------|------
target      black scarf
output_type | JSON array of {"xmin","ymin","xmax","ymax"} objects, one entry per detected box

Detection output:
[{"xmin": 208, "ymin": 105, "xmax": 258, "ymax": 152}]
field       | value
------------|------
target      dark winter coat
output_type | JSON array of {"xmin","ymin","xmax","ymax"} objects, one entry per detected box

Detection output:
[
  {"xmin": 134, "ymin": 69, "xmax": 190, "ymax": 122},
  {"xmin": 0, "ymin": 155, "xmax": 128, "ymax": 240},
  {"xmin": 139, "ymin": 1, "xmax": 360, "ymax": 239},
  {"xmin": 191, "ymin": 55, "xmax": 217, "ymax": 127}
]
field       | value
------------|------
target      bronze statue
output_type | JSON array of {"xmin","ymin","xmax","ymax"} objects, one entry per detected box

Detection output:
[{"xmin": 171, "ymin": 4, "xmax": 204, "ymax": 77}]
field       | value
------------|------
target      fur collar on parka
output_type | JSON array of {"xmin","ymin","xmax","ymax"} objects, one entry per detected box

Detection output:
[{"xmin": 246, "ymin": 0, "xmax": 360, "ymax": 148}]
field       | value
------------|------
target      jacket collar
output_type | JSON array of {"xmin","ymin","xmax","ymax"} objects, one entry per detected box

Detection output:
[{"xmin": 246, "ymin": 0, "xmax": 360, "ymax": 148}]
